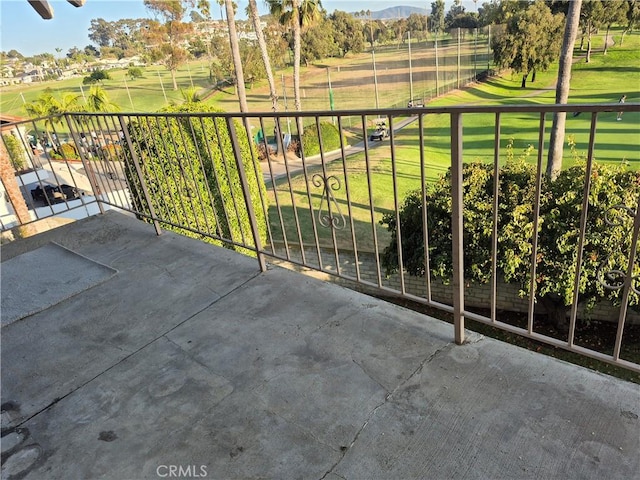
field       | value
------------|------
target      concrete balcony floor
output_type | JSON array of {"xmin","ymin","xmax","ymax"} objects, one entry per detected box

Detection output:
[{"xmin": 1, "ymin": 212, "xmax": 638, "ymax": 480}]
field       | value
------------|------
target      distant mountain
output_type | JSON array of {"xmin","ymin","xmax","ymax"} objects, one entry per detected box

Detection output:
[{"xmin": 360, "ymin": 6, "xmax": 428, "ymax": 20}]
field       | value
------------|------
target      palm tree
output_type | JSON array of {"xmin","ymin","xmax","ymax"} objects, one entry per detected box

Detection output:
[
  {"xmin": 85, "ymin": 85, "xmax": 120, "ymax": 113},
  {"xmin": 224, "ymin": 0, "xmax": 249, "ymax": 113},
  {"xmin": 180, "ymin": 86, "xmax": 202, "ymax": 103},
  {"xmin": 266, "ymin": 0, "xmax": 322, "ymax": 117},
  {"xmin": 547, "ymin": 0, "xmax": 582, "ymax": 179},
  {"xmin": 247, "ymin": 0, "xmax": 278, "ymax": 112},
  {"xmin": 24, "ymin": 89, "xmax": 81, "ymax": 145}
]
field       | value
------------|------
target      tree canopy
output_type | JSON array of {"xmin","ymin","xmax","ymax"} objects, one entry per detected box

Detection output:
[
  {"xmin": 492, "ymin": 1, "xmax": 565, "ymax": 88},
  {"xmin": 143, "ymin": 0, "xmax": 195, "ymax": 90},
  {"xmin": 329, "ymin": 11, "xmax": 365, "ymax": 57}
]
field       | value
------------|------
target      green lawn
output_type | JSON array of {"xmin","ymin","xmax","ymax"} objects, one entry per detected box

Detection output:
[
  {"xmin": 265, "ymin": 30, "xmax": 640, "ymax": 252},
  {"xmin": 3, "ymin": 30, "xmax": 638, "ymax": 255}
]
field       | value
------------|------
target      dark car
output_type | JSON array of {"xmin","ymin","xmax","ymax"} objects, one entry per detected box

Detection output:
[
  {"xmin": 31, "ymin": 184, "xmax": 80, "ymax": 204},
  {"xmin": 369, "ymin": 122, "xmax": 389, "ymax": 141}
]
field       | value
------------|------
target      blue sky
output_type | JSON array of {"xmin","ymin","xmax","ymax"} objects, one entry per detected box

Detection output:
[{"xmin": 1, "ymin": 1, "xmax": 470, "ymax": 57}]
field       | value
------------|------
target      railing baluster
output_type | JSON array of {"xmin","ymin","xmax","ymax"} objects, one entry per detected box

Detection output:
[
  {"xmin": 118, "ymin": 115, "xmax": 162, "ymax": 235},
  {"xmin": 225, "ymin": 117, "xmax": 266, "ymax": 272},
  {"xmin": 568, "ymin": 112, "xmax": 598, "ymax": 347},
  {"xmin": 419, "ymin": 113, "xmax": 432, "ymax": 301},
  {"xmin": 491, "ymin": 112, "xmax": 501, "ymax": 323},
  {"xmin": 389, "ymin": 114, "xmax": 406, "ymax": 295},
  {"xmin": 528, "ymin": 112, "xmax": 546, "ymax": 335},
  {"xmin": 450, "ymin": 111, "xmax": 465, "ymax": 345},
  {"xmin": 296, "ymin": 115, "xmax": 324, "ymax": 271},
  {"xmin": 612, "ymin": 197, "xmax": 640, "ymax": 361},
  {"xmin": 337, "ymin": 114, "xmax": 361, "ymax": 281},
  {"xmin": 362, "ymin": 114, "xmax": 383, "ymax": 288}
]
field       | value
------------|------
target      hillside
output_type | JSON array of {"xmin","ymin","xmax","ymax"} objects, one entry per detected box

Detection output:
[{"xmin": 353, "ymin": 6, "xmax": 428, "ymax": 20}]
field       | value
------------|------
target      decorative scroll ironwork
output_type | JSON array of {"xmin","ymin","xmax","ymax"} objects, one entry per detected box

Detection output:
[
  {"xmin": 312, "ymin": 173, "xmax": 345, "ymax": 230},
  {"xmin": 596, "ymin": 204, "xmax": 640, "ymax": 295}
]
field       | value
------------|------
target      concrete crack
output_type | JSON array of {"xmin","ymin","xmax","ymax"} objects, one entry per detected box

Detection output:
[{"xmin": 319, "ymin": 341, "xmax": 453, "ymax": 480}]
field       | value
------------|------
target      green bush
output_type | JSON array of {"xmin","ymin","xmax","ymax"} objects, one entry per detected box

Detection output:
[
  {"xmin": 83, "ymin": 69, "xmax": 111, "ymax": 85},
  {"xmin": 98, "ymin": 144, "xmax": 122, "ymax": 161},
  {"xmin": 127, "ymin": 67, "xmax": 143, "ymax": 79},
  {"xmin": 2, "ymin": 134, "xmax": 26, "ymax": 170},
  {"xmin": 381, "ymin": 156, "xmax": 640, "ymax": 325},
  {"xmin": 56, "ymin": 143, "xmax": 80, "ymax": 159},
  {"xmin": 123, "ymin": 103, "xmax": 268, "ymax": 255},
  {"xmin": 300, "ymin": 122, "xmax": 343, "ymax": 157},
  {"xmin": 51, "ymin": 142, "xmax": 80, "ymax": 160}
]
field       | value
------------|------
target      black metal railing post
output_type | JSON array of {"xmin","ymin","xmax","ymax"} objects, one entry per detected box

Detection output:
[
  {"xmin": 450, "ymin": 111, "xmax": 465, "ymax": 344},
  {"xmin": 225, "ymin": 117, "xmax": 267, "ymax": 272},
  {"xmin": 117, "ymin": 115, "xmax": 163, "ymax": 236}
]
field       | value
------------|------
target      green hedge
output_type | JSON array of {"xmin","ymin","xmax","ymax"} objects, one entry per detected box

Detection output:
[
  {"xmin": 300, "ymin": 122, "xmax": 343, "ymax": 157},
  {"xmin": 381, "ymin": 157, "xmax": 640, "ymax": 322},
  {"xmin": 2, "ymin": 134, "xmax": 26, "ymax": 170},
  {"xmin": 123, "ymin": 104, "xmax": 268, "ymax": 255},
  {"xmin": 57, "ymin": 142, "xmax": 80, "ymax": 159}
]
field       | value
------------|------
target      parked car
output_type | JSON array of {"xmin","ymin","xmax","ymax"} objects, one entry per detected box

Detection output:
[
  {"xmin": 407, "ymin": 99, "xmax": 425, "ymax": 108},
  {"xmin": 31, "ymin": 184, "xmax": 81, "ymax": 204},
  {"xmin": 369, "ymin": 121, "xmax": 389, "ymax": 141}
]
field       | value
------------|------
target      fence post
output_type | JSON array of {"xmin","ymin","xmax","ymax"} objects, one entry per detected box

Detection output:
[
  {"xmin": 451, "ymin": 111, "xmax": 465, "ymax": 344},
  {"xmin": 225, "ymin": 117, "xmax": 267, "ymax": 272}
]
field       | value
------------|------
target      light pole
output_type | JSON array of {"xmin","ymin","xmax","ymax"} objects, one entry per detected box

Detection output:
[
  {"xmin": 372, "ymin": 50, "xmax": 380, "ymax": 110},
  {"xmin": 474, "ymin": 27, "xmax": 478, "ymax": 80},
  {"xmin": 123, "ymin": 76, "xmax": 134, "ymax": 110},
  {"xmin": 408, "ymin": 30, "xmax": 414, "ymax": 102},
  {"xmin": 157, "ymin": 70, "xmax": 168, "ymax": 104},
  {"xmin": 487, "ymin": 25, "xmax": 491, "ymax": 72},
  {"xmin": 457, "ymin": 28, "xmax": 461, "ymax": 89},
  {"xmin": 434, "ymin": 31, "xmax": 440, "ymax": 97},
  {"xmin": 327, "ymin": 67, "xmax": 335, "ymax": 124},
  {"xmin": 281, "ymin": 74, "xmax": 291, "ymax": 134},
  {"xmin": 368, "ymin": 10, "xmax": 380, "ymax": 110}
]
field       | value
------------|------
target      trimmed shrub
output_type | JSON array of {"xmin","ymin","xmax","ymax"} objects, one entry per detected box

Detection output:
[
  {"xmin": 98, "ymin": 144, "xmax": 123, "ymax": 161},
  {"xmin": 2, "ymin": 134, "xmax": 27, "ymax": 170},
  {"xmin": 299, "ymin": 122, "xmax": 343, "ymax": 157},
  {"xmin": 123, "ymin": 103, "xmax": 268, "ymax": 256},
  {"xmin": 381, "ymin": 157, "xmax": 640, "ymax": 325},
  {"xmin": 54, "ymin": 142, "xmax": 80, "ymax": 160}
]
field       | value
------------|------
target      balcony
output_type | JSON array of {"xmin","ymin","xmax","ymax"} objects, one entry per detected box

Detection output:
[{"xmin": 1, "ymin": 105, "xmax": 639, "ymax": 478}]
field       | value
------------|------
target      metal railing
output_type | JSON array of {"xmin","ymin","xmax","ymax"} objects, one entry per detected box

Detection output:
[{"xmin": 1, "ymin": 102, "xmax": 638, "ymax": 373}]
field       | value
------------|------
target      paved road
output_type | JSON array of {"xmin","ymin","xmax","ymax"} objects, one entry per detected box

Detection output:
[{"xmin": 262, "ymin": 114, "xmax": 420, "ymax": 184}]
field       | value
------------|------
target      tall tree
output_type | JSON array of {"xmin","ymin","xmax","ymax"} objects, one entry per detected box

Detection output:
[
  {"xmin": 406, "ymin": 13, "xmax": 428, "ymax": 41},
  {"xmin": 88, "ymin": 18, "xmax": 113, "ymax": 47},
  {"xmin": 85, "ymin": 85, "xmax": 120, "ymax": 113},
  {"xmin": 492, "ymin": 1, "xmax": 564, "ymax": 88},
  {"xmin": 547, "ymin": 0, "xmax": 583, "ymax": 179},
  {"xmin": 300, "ymin": 17, "xmax": 336, "ymax": 64},
  {"xmin": 224, "ymin": 0, "xmax": 249, "ymax": 113},
  {"xmin": 24, "ymin": 89, "xmax": 81, "ymax": 141},
  {"xmin": 430, "ymin": 0, "xmax": 445, "ymax": 33},
  {"xmin": 267, "ymin": 0, "xmax": 323, "ymax": 117},
  {"xmin": 248, "ymin": 0, "xmax": 279, "ymax": 112},
  {"xmin": 330, "ymin": 11, "xmax": 365, "ymax": 57},
  {"xmin": 621, "ymin": 0, "xmax": 640, "ymax": 44},
  {"xmin": 580, "ymin": 0, "xmax": 605, "ymax": 62},
  {"xmin": 600, "ymin": 0, "xmax": 627, "ymax": 54},
  {"xmin": 144, "ymin": 0, "xmax": 194, "ymax": 90}
]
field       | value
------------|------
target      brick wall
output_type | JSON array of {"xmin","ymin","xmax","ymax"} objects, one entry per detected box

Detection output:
[{"xmin": 269, "ymin": 245, "xmax": 639, "ymax": 325}]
